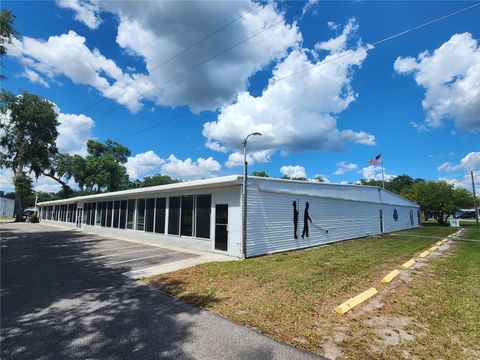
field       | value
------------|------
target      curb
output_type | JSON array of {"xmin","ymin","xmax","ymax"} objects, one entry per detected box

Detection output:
[{"xmin": 335, "ymin": 287, "xmax": 378, "ymax": 314}]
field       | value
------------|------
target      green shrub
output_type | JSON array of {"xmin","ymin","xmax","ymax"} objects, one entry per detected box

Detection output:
[{"xmin": 29, "ymin": 213, "xmax": 39, "ymax": 223}]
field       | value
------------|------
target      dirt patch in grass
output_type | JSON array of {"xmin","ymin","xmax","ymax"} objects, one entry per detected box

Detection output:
[{"xmin": 145, "ymin": 227, "xmax": 467, "ymax": 358}]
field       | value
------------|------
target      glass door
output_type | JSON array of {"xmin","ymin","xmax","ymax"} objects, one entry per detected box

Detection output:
[{"xmin": 215, "ymin": 204, "xmax": 228, "ymax": 251}]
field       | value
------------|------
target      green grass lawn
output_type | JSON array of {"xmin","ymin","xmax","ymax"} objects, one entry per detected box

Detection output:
[
  {"xmin": 146, "ymin": 227, "xmax": 458, "ymax": 356},
  {"xmin": 341, "ymin": 228, "xmax": 480, "ymax": 359}
]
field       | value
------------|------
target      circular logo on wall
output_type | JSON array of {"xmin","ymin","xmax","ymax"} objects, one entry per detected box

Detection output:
[{"xmin": 393, "ymin": 209, "xmax": 398, "ymax": 222}]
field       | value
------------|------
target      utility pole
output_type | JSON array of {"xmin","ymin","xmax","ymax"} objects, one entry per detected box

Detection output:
[{"xmin": 471, "ymin": 171, "xmax": 479, "ymax": 228}]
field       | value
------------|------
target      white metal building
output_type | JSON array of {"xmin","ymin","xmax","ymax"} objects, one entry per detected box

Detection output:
[
  {"xmin": 0, "ymin": 196, "xmax": 15, "ymax": 218},
  {"xmin": 37, "ymin": 176, "xmax": 420, "ymax": 258}
]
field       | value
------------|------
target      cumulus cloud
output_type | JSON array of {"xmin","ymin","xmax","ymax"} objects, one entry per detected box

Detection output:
[
  {"xmin": 360, "ymin": 165, "xmax": 395, "ymax": 181},
  {"xmin": 438, "ymin": 152, "xmax": 480, "ymax": 172},
  {"xmin": 57, "ymin": 112, "xmax": 94, "ymax": 155},
  {"xmin": 225, "ymin": 149, "xmax": 273, "ymax": 168},
  {"xmin": 8, "ymin": 31, "xmax": 154, "ymax": 112},
  {"xmin": 394, "ymin": 33, "xmax": 480, "ymax": 131},
  {"xmin": 440, "ymin": 171, "xmax": 478, "ymax": 191},
  {"xmin": 161, "ymin": 154, "xmax": 221, "ymax": 179},
  {"xmin": 280, "ymin": 165, "xmax": 307, "ymax": 179},
  {"xmin": 203, "ymin": 19, "xmax": 374, "ymax": 162},
  {"xmin": 21, "ymin": 68, "xmax": 49, "ymax": 87},
  {"xmin": 56, "ymin": 0, "xmax": 102, "ymax": 29},
  {"xmin": 334, "ymin": 161, "xmax": 358, "ymax": 175},
  {"xmin": 1, "ymin": 100, "xmax": 94, "ymax": 156},
  {"xmin": 125, "ymin": 150, "xmax": 165, "ymax": 180},
  {"xmin": 125, "ymin": 151, "xmax": 223, "ymax": 180},
  {"xmin": 107, "ymin": 0, "xmax": 301, "ymax": 112}
]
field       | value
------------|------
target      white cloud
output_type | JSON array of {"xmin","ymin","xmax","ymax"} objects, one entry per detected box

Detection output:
[
  {"xmin": 315, "ymin": 18, "xmax": 358, "ymax": 53},
  {"xmin": 302, "ymin": 0, "xmax": 319, "ymax": 16},
  {"xmin": 360, "ymin": 165, "xmax": 395, "ymax": 181},
  {"xmin": 394, "ymin": 33, "xmax": 480, "ymax": 131},
  {"xmin": 1, "ymin": 99, "xmax": 93, "ymax": 156},
  {"xmin": 280, "ymin": 165, "xmax": 307, "ymax": 179},
  {"xmin": 56, "ymin": 0, "xmax": 102, "ymax": 29},
  {"xmin": 334, "ymin": 161, "xmax": 358, "ymax": 175},
  {"xmin": 105, "ymin": 0, "xmax": 300, "ymax": 112},
  {"xmin": 203, "ymin": 19, "xmax": 374, "ymax": 161},
  {"xmin": 205, "ymin": 140, "xmax": 227, "ymax": 153},
  {"xmin": 0, "ymin": 168, "xmax": 14, "ymax": 192},
  {"xmin": 125, "ymin": 150, "xmax": 165, "ymax": 180},
  {"xmin": 21, "ymin": 68, "xmax": 49, "ymax": 87},
  {"xmin": 8, "ymin": 31, "xmax": 153, "ymax": 112},
  {"xmin": 438, "ymin": 152, "xmax": 480, "ymax": 172},
  {"xmin": 440, "ymin": 172, "xmax": 478, "ymax": 191},
  {"xmin": 225, "ymin": 149, "xmax": 273, "ymax": 168},
  {"xmin": 161, "ymin": 155, "xmax": 221, "ymax": 179},
  {"xmin": 57, "ymin": 113, "xmax": 94, "ymax": 155}
]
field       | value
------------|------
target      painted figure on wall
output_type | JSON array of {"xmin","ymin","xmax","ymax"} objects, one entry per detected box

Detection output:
[
  {"xmin": 293, "ymin": 201, "xmax": 299, "ymax": 239},
  {"xmin": 302, "ymin": 202, "xmax": 312, "ymax": 239},
  {"xmin": 409, "ymin": 209, "xmax": 414, "ymax": 226}
]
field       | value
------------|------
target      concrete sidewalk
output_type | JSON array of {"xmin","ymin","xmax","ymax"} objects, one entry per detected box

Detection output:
[{"xmin": 1, "ymin": 223, "xmax": 323, "ymax": 360}]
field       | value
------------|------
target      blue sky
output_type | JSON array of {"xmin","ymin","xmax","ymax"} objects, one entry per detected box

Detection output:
[{"xmin": 1, "ymin": 0, "xmax": 479, "ymax": 192}]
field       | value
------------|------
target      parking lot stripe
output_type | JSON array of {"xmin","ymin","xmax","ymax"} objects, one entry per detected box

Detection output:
[
  {"xmin": 88, "ymin": 244, "xmax": 146, "ymax": 255},
  {"xmin": 93, "ymin": 248, "xmax": 158, "ymax": 260},
  {"xmin": 104, "ymin": 252, "xmax": 178, "ymax": 266}
]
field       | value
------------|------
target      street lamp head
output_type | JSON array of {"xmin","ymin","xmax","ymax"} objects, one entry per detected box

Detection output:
[{"xmin": 252, "ymin": 132, "xmax": 262, "ymax": 137}]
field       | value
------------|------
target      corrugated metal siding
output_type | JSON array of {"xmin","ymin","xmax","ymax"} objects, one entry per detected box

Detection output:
[
  {"xmin": 247, "ymin": 187, "xmax": 381, "ymax": 257},
  {"xmin": 246, "ymin": 182, "xmax": 420, "ymax": 258},
  {"xmin": 253, "ymin": 178, "xmax": 418, "ymax": 207},
  {"xmin": 382, "ymin": 204, "xmax": 419, "ymax": 233}
]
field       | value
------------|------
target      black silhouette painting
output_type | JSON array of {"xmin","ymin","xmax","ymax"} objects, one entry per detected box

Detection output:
[
  {"xmin": 409, "ymin": 209, "xmax": 414, "ymax": 226},
  {"xmin": 302, "ymin": 202, "xmax": 312, "ymax": 239},
  {"xmin": 293, "ymin": 201, "xmax": 299, "ymax": 239}
]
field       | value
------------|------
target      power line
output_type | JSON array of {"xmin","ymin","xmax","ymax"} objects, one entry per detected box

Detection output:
[
  {"xmin": 115, "ymin": 2, "xmax": 480, "ymax": 141},
  {"xmin": 93, "ymin": 16, "xmax": 289, "ymax": 121},
  {"xmin": 79, "ymin": 3, "xmax": 263, "ymax": 115}
]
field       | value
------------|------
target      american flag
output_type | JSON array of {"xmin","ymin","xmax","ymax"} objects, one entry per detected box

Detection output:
[{"xmin": 369, "ymin": 154, "xmax": 382, "ymax": 166}]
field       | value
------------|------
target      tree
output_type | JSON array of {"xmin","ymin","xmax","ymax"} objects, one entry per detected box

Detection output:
[
  {"xmin": 0, "ymin": 91, "xmax": 59, "ymax": 221},
  {"xmin": 403, "ymin": 180, "xmax": 473, "ymax": 224},
  {"xmin": 0, "ymin": 10, "xmax": 19, "ymax": 80},
  {"xmin": 314, "ymin": 175, "xmax": 325, "ymax": 183},
  {"xmin": 128, "ymin": 174, "xmax": 179, "ymax": 189},
  {"xmin": 251, "ymin": 171, "xmax": 268, "ymax": 177},
  {"xmin": 83, "ymin": 139, "xmax": 131, "ymax": 192}
]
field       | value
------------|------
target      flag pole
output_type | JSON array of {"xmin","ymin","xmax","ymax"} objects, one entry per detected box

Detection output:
[{"xmin": 381, "ymin": 153, "xmax": 385, "ymax": 189}]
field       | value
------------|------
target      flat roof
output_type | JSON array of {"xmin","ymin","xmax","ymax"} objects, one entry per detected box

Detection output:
[
  {"xmin": 38, "ymin": 175, "xmax": 242, "ymax": 205},
  {"xmin": 38, "ymin": 175, "xmax": 418, "ymax": 207}
]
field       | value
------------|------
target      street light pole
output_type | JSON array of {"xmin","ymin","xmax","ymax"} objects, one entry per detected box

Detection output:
[{"xmin": 242, "ymin": 132, "xmax": 262, "ymax": 259}]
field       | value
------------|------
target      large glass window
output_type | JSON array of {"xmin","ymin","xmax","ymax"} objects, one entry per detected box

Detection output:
[
  {"xmin": 119, "ymin": 200, "xmax": 127, "ymax": 229},
  {"xmin": 196, "ymin": 194, "xmax": 211, "ymax": 239},
  {"xmin": 106, "ymin": 201, "xmax": 113, "ymax": 227},
  {"xmin": 181, "ymin": 195, "xmax": 193, "ymax": 236},
  {"xmin": 155, "ymin": 198, "xmax": 166, "ymax": 234},
  {"xmin": 136, "ymin": 198, "xmax": 145, "ymax": 231},
  {"xmin": 127, "ymin": 199, "xmax": 135, "ymax": 229},
  {"xmin": 168, "ymin": 197, "xmax": 180, "ymax": 235},
  {"xmin": 145, "ymin": 198, "xmax": 155, "ymax": 232},
  {"xmin": 113, "ymin": 201, "xmax": 120, "ymax": 228},
  {"xmin": 100, "ymin": 202, "xmax": 107, "ymax": 226},
  {"xmin": 91, "ymin": 203, "xmax": 97, "ymax": 225},
  {"xmin": 83, "ymin": 204, "xmax": 89, "ymax": 224}
]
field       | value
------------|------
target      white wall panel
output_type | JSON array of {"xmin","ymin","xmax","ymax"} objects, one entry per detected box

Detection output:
[
  {"xmin": 247, "ymin": 186, "xmax": 382, "ymax": 257},
  {"xmin": 382, "ymin": 204, "xmax": 420, "ymax": 233}
]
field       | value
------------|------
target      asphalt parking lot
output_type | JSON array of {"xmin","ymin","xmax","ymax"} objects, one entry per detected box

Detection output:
[
  {"xmin": 44, "ymin": 229, "xmax": 199, "ymax": 274},
  {"xmin": 1, "ymin": 222, "xmax": 322, "ymax": 360}
]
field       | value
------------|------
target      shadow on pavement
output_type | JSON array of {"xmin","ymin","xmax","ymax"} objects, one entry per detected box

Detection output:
[{"xmin": 1, "ymin": 224, "xmax": 214, "ymax": 360}]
